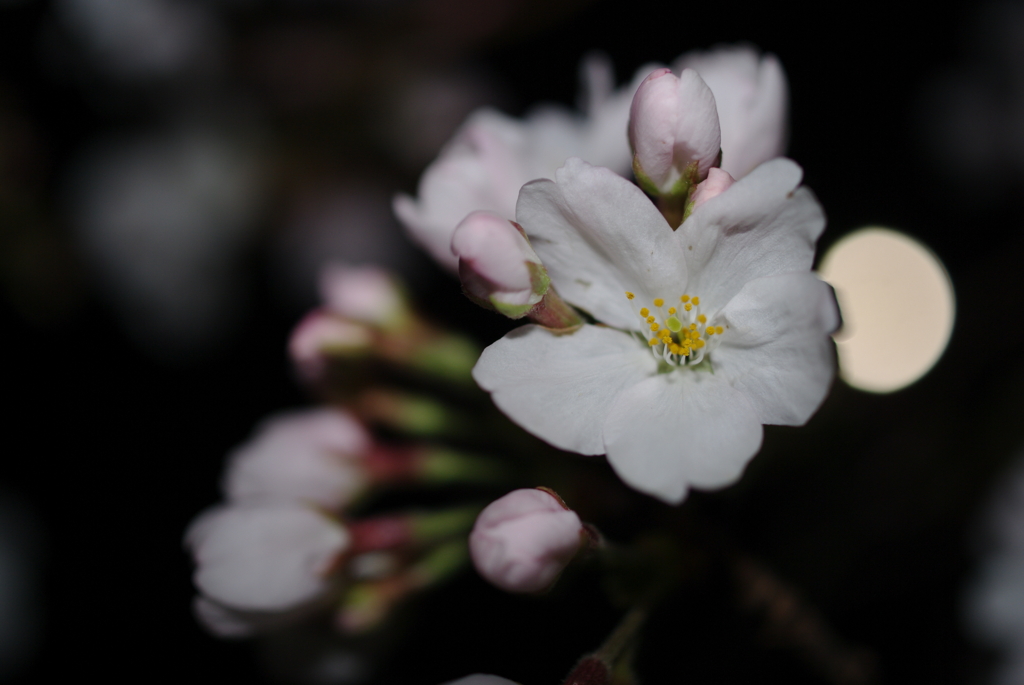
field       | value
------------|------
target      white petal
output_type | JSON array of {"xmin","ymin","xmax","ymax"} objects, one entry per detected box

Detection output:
[
  {"xmin": 223, "ymin": 408, "xmax": 371, "ymax": 509},
  {"xmin": 186, "ymin": 503, "xmax": 349, "ymax": 612},
  {"xmin": 473, "ymin": 324, "xmax": 656, "ymax": 455},
  {"xmin": 676, "ymin": 158, "xmax": 823, "ymax": 314},
  {"xmin": 714, "ymin": 273, "xmax": 838, "ymax": 425},
  {"xmin": 516, "ymin": 158, "xmax": 687, "ymax": 329},
  {"xmin": 393, "ymin": 110, "xmax": 528, "ymax": 272},
  {"xmin": 602, "ymin": 372, "xmax": 763, "ymax": 504}
]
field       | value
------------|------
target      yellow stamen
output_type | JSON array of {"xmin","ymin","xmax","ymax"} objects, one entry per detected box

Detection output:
[
  {"xmin": 625, "ymin": 292, "xmax": 635, "ymax": 300},
  {"xmin": 716, "ymin": 326, "xmax": 724, "ymax": 334},
  {"xmin": 667, "ymin": 307, "xmax": 676, "ymax": 314},
  {"xmin": 680, "ymin": 295, "xmax": 690, "ymax": 303},
  {"xmin": 691, "ymin": 296, "xmax": 700, "ymax": 305},
  {"xmin": 694, "ymin": 339, "xmax": 705, "ymax": 349},
  {"xmin": 650, "ymin": 322, "xmax": 660, "ymax": 332},
  {"xmin": 706, "ymin": 328, "xmax": 715, "ymax": 336},
  {"xmin": 639, "ymin": 308, "xmax": 649, "ymax": 318},
  {"xmin": 653, "ymin": 298, "xmax": 664, "ymax": 307},
  {"xmin": 649, "ymin": 338, "xmax": 659, "ymax": 346},
  {"xmin": 684, "ymin": 303, "xmax": 692, "ymax": 311},
  {"xmin": 646, "ymin": 315, "xmax": 655, "ymax": 324},
  {"xmin": 697, "ymin": 314, "xmax": 707, "ymax": 323},
  {"xmin": 689, "ymin": 323, "xmax": 697, "ymax": 330}
]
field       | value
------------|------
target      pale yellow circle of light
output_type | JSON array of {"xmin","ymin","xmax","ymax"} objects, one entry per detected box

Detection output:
[{"xmin": 817, "ymin": 227, "xmax": 955, "ymax": 393}]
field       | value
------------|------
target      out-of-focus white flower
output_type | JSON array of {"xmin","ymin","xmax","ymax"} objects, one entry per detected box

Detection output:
[
  {"xmin": 223, "ymin": 408, "xmax": 373, "ymax": 510},
  {"xmin": 966, "ymin": 452, "xmax": 1024, "ymax": 684},
  {"xmin": 394, "ymin": 54, "xmax": 654, "ymax": 272},
  {"xmin": 451, "ymin": 211, "xmax": 549, "ymax": 318},
  {"xmin": 442, "ymin": 675, "xmax": 521, "ymax": 685},
  {"xmin": 674, "ymin": 45, "xmax": 788, "ymax": 179},
  {"xmin": 628, "ymin": 67, "xmax": 721, "ymax": 195},
  {"xmin": 55, "ymin": 0, "xmax": 222, "ymax": 81},
  {"xmin": 186, "ymin": 502, "xmax": 350, "ymax": 612},
  {"xmin": 469, "ymin": 488, "xmax": 584, "ymax": 593},
  {"xmin": 473, "ymin": 158, "xmax": 837, "ymax": 503},
  {"xmin": 69, "ymin": 127, "xmax": 263, "ymax": 357}
]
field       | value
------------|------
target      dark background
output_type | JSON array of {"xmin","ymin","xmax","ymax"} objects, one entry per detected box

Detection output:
[{"xmin": 2, "ymin": 0, "xmax": 1022, "ymax": 683}]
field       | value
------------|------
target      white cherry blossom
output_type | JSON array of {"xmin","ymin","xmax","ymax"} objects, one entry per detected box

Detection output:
[
  {"xmin": 394, "ymin": 55, "xmax": 654, "ymax": 272},
  {"xmin": 473, "ymin": 158, "xmax": 837, "ymax": 503}
]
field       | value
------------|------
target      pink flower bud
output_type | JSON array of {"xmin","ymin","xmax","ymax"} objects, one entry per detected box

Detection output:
[
  {"xmin": 628, "ymin": 68, "xmax": 721, "ymax": 195},
  {"xmin": 689, "ymin": 167, "xmax": 736, "ymax": 209},
  {"xmin": 320, "ymin": 264, "xmax": 409, "ymax": 330},
  {"xmin": 673, "ymin": 45, "xmax": 788, "ymax": 178},
  {"xmin": 469, "ymin": 488, "xmax": 584, "ymax": 593},
  {"xmin": 288, "ymin": 311, "xmax": 373, "ymax": 381},
  {"xmin": 451, "ymin": 211, "xmax": 550, "ymax": 318}
]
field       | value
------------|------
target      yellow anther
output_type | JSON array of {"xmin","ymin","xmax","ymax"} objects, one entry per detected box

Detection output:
[
  {"xmin": 639, "ymin": 308, "xmax": 649, "ymax": 317},
  {"xmin": 697, "ymin": 314, "xmax": 707, "ymax": 323},
  {"xmin": 691, "ymin": 296, "xmax": 700, "ymax": 305},
  {"xmin": 650, "ymin": 322, "xmax": 660, "ymax": 332},
  {"xmin": 649, "ymin": 338, "xmax": 659, "ymax": 346},
  {"xmin": 680, "ymin": 295, "xmax": 690, "ymax": 303},
  {"xmin": 646, "ymin": 315, "xmax": 655, "ymax": 324},
  {"xmin": 625, "ymin": 292, "xmax": 635, "ymax": 300},
  {"xmin": 684, "ymin": 303, "xmax": 692, "ymax": 311},
  {"xmin": 694, "ymin": 339, "xmax": 706, "ymax": 349},
  {"xmin": 715, "ymin": 326, "xmax": 724, "ymax": 334},
  {"xmin": 653, "ymin": 298, "xmax": 664, "ymax": 307},
  {"xmin": 668, "ymin": 307, "xmax": 676, "ymax": 314},
  {"xmin": 689, "ymin": 323, "xmax": 697, "ymax": 330},
  {"xmin": 660, "ymin": 331, "xmax": 672, "ymax": 341},
  {"xmin": 706, "ymin": 328, "xmax": 715, "ymax": 336}
]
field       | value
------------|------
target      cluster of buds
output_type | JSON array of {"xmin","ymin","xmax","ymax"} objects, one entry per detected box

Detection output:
[
  {"xmin": 185, "ymin": 406, "xmax": 501, "ymax": 639},
  {"xmin": 290, "ymin": 264, "xmax": 480, "ymax": 387}
]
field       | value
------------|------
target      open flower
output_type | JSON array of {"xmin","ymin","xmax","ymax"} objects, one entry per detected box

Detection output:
[
  {"xmin": 393, "ymin": 55, "xmax": 653, "ymax": 272},
  {"xmin": 473, "ymin": 158, "xmax": 837, "ymax": 503}
]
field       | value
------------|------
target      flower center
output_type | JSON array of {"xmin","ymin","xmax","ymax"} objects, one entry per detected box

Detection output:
[{"xmin": 624, "ymin": 292, "xmax": 724, "ymax": 366}]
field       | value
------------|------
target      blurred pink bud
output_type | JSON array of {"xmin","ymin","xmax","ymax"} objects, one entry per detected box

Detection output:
[
  {"xmin": 469, "ymin": 488, "xmax": 584, "ymax": 593},
  {"xmin": 186, "ymin": 502, "xmax": 349, "ymax": 612},
  {"xmin": 320, "ymin": 264, "xmax": 409, "ymax": 329},
  {"xmin": 689, "ymin": 167, "xmax": 736, "ymax": 209},
  {"xmin": 451, "ymin": 211, "xmax": 550, "ymax": 318},
  {"xmin": 628, "ymin": 68, "xmax": 721, "ymax": 195},
  {"xmin": 289, "ymin": 311, "xmax": 373, "ymax": 381},
  {"xmin": 223, "ymin": 408, "xmax": 372, "ymax": 510}
]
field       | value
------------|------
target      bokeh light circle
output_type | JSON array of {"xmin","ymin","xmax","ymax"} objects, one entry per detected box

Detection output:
[{"xmin": 817, "ymin": 227, "xmax": 956, "ymax": 393}]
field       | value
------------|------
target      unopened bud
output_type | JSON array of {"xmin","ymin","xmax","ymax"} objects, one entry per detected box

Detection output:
[
  {"xmin": 320, "ymin": 264, "xmax": 411, "ymax": 331},
  {"xmin": 683, "ymin": 167, "xmax": 736, "ymax": 223},
  {"xmin": 470, "ymin": 488, "xmax": 585, "ymax": 593},
  {"xmin": 451, "ymin": 211, "xmax": 550, "ymax": 319},
  {"xmin": 628, "ymin": 68, "xmax": 721, "ymax": 196},
  {"xmin": 289, "ymin": 312, "xmax": 373, "ymax": 381}
]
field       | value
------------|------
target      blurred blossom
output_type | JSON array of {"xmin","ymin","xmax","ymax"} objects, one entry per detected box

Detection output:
[
  {"xmin": 223, "ymin": 408, "xmax": 373, "ymax": 510},
  {"xmin": 69, "ymin": 127, "xmax": 264, "ymax": 358},
  {"xmin": 394, "ymin": 53, "xmax": 654, "ymax": 272},
  {"xmin": 817, "ymin": 227, "xmax": 955, "ymax": 393},
  {"xmin": 966, "ymin": 451, "xmax": 1024, "ymax": 685},
  {"xmin": 54, "ymin": 0, "xmax": 224, "ymax": 82},
  {"xmin": 0, "ymin": 494, "xmax": 43, "ymax": 679},
  {"xmin": 273, "ymin": 182, "xmax": 421, "ymax": 310}
]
